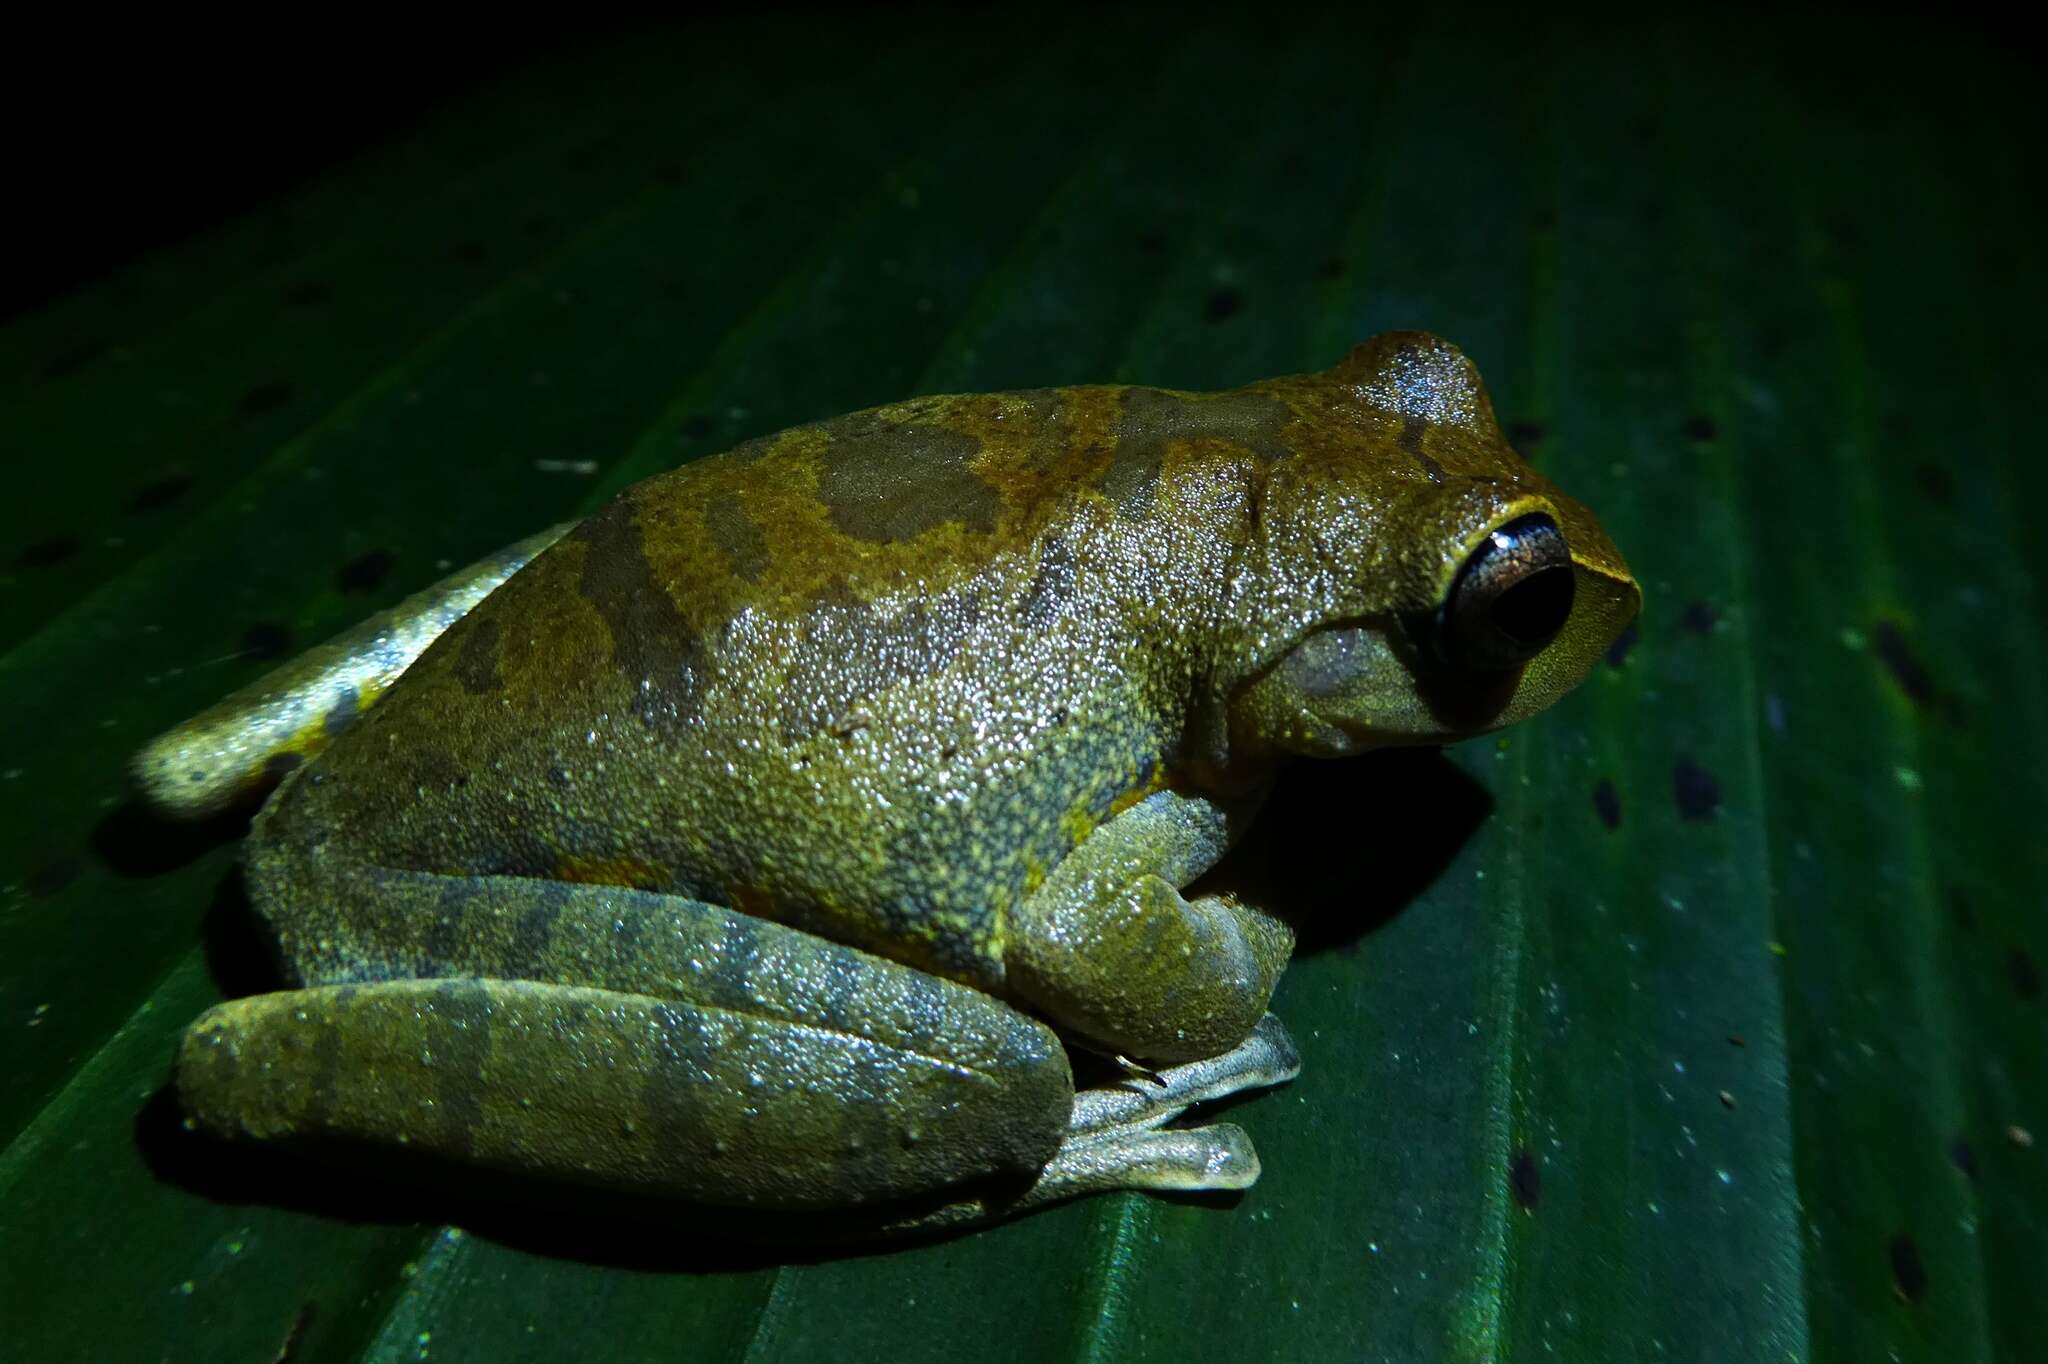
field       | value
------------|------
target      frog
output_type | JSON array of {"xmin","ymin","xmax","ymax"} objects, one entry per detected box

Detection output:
[{"xmin": 136, "ymin": 331, "xmax": 1638, "ymax": 1236}]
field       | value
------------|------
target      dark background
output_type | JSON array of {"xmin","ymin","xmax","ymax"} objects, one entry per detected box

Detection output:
[
  {"xmin": 6, "ymin": 9, "xmax": 618, "ymax": 319},
  {"xmin": 7, "ymin": 6, "xmax": 2037, "ymax": 323}
]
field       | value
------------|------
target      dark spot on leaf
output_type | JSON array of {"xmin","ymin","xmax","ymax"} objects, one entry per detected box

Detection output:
[
  {"xmin": 1949, "ymin": 1138, "xmax": 1977, "ymax": 1178},
  {"xmin": 1672, "ymin": 757, "xmax": 1721, "ymax": 820},
  {"xmin": 242, "ymin": 622, "xmax": 291, "ymax": 660},
  {"xmin": 1509, "ymin": 1149, "xmax": 1540, "ymax": 1209},
  {"xmin": 338, "ymin": 549, "xmax": 394, "ymax": 595},
  {"xmin": 283, "ymin": 280, "xmax": 330, "ymax": 308},
  {"xmin": 129, "ymin": 474, "xmax": 196, "ymax": 513},
  {"xmin": 15, "ymin": 533, "xmax": 82, "ymax": 568},
  {"xmin": 1682, "ymin": 415, "xmax": 1718, "ymax": 443},
  {"xmin": 1592, "ymin": 778, "xmax": 1621, "ymax": 831},
  {"xmin": 1605, "ymin": 622, "xmax": 1638, "ymax": 668},
  {"xmin": 2011, "ymin": 947, "xmax": 2041, "ymax": 1000},
  {"xmin": 1316, "ymin": 257, "xmax": 1346, "ymax": 280},
  {"xmin": 276, "ymin": 1301, "xmax": 317, "ymax": 1364},
  {"xmin": 1728, "ymin": 1034, "xmax": 1745, "ymax": 1047},
  {"xmin": 1913, "ymin": 464, "xmax": 1954, "ymax": 504},
  {"xmin": 452, "ymin": 240, "xmax": 487, "ymax": 264},
  {"xmin": 241, "ymin": 381, "xmax": 294, "ymax": 416},
  {"xmin": 1889, "ymin": 1233, "xmax": 1926, "ymax": 1302},
  {"xmin": 1203, "ymin": 288, "xmax": 1244, "ymax": 323},
  {"xmin": 1136, "ymin": 230, "xmax": 1166, "ymax": 252},
  {"xmin": 28, "ymin": 857, "xmax": 80, "ymax": 897},
  {"xmin": 39, "ymin": 339, "xmax": 105, "ymax": 379},
  {"xmin": 1681, "ymin": 601, "xmax": 1718, "ymax": 633},
  {"xmin": 1872, "ymin": 620, "xmax": 1932, "ymax": 705},
  {"xmin": 1506, "ymin": 419, "xmax": 1546, "ymax": 456},
  {"xmin": 683, "ymin": 415, "xmax": 714, "ymax": 440},
  {"xmin": 1949, "ymin": 891, "xmax": 1977, "ymax": 933}
]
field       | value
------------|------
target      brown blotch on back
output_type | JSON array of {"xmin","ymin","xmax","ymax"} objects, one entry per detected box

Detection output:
[
  {"xmin": 451, "ymin": 617, "xmax": 503, "ymax": 695},
  {"xmin": 817, "ymin": 417, "xmax": 996, "ymax": 543},
  {"xmin": 703, "ymin": 491, "xmax": 768, "ymax": 582},
  {"xmin": 1020, "ymin": 535, "xmax": 1079, "ymax": 630},
  {"xmin": 778, "ymin": 584, "xmax": 985, "ymax": 743},
  {"xmin": 1097, "ymin": 387, "xmax": 1296, "ymax": 516},
  {"xmin": 571, "ymin": 495, "xmax": 707, "ymax": 728},
  {"xmin": 1396, "ymin": 415, "xmax": 1448, "ymax": 484}
]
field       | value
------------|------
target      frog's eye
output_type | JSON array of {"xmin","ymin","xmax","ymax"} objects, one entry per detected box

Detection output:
[{"xmin": 1438, "ymin": 513, "xmax": 1576, "ymax": 672}]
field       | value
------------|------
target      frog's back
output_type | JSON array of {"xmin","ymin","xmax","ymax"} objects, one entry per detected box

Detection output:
[{"xmin": 254, "ymin": 384, "xmax": 1269, "ymax": 989}]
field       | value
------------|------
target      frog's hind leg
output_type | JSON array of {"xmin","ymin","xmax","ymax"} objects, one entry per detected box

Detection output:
[
  {"xmin": 179, "ymin": 865, "xmax": 1297, "ymax": 1227},
  {"xmin": 134, "ymin": 522, "xmax": 573, "ymax": 818},
  {"xmin": 178, "ymin": 971, "xmax": 1073, "ymax": 1213},
  {"xmin": 178, "ymin": 870, "xmax": 1079, "ymax": 1211}
]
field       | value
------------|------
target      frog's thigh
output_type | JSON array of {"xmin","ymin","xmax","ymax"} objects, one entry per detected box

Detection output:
[
  {"xmin": 178, "ymin": 961, "xmax": 1071, "ymax": 1211},
  {"xmin": 1007, "ymin": 789, "xmax": 1295, "ymax": 1064},
  {"xmin": 134, "ymin": 521, "xmax": 572, "ymax": 819}
]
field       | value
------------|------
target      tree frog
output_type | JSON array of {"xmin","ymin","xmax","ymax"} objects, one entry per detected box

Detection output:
[{"xmin": 138, "ymin": 332, "xmax": 1638, "ymax": 1234}]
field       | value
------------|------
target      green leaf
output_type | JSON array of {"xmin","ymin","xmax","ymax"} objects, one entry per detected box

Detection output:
[{"xmin": 3, "ymin": 11, "xmax": 2041, "ymax": 1362}]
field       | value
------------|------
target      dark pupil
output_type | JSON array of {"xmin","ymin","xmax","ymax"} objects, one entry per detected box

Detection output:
[{"xmin": 1491, "ymin": 564, "xmax": 1574, "ymax": 645}]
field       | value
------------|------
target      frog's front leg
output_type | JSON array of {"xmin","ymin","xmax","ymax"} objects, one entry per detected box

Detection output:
[
  {"xmin": 178, "ymin": 875, "xmax": 1292, "ymax": 1219},
  {"xmin": 1008, "ymin": 788, "xmax": 1296, "ymax": 1064},
  {"xmin": 134, "ymin": 521, "xmax": 573, "ymax": 818}
]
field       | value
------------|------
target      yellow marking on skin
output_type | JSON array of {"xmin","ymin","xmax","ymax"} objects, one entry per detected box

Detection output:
[
  {"xmin": 553, "ymin": 855, "xmax": 671, "ymax": 890},
  {"xmin": 727, "ymin": 883, "xmax": 779, "ymax": 920},
  {"xmin": 1105, "ymin": 762, "xmax": 1168, "ymax": 819},
  {"xmin": 1059, "ymin": 802, "xmax": 1098, "ymax": 849}
]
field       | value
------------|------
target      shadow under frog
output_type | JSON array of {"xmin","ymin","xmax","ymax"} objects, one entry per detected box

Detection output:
[{"xmin": 129, "ymin": 331, "xmax": 1636, "ymax": 1245}]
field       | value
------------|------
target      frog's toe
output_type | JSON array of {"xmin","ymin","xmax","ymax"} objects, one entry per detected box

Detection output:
[
  {"xmin": 1072, "ymin": 1013, "xmax": 1300, "ymax": 1138},
  {"xmin": 1042, "ymin": 1121, "xmax": 1261, "ymax": 1197},
  {"xmin": 1005, "ymin": 1015, "xmax": 1296, "ymax": 1209}
]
